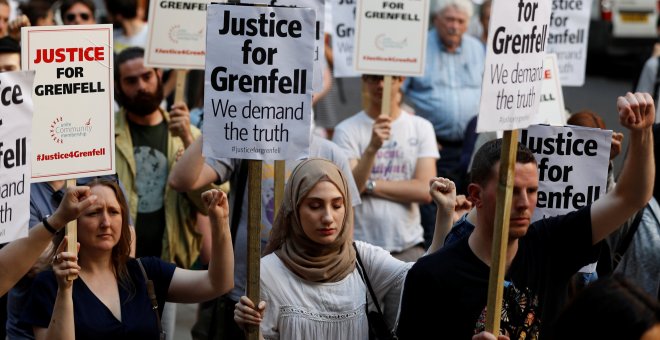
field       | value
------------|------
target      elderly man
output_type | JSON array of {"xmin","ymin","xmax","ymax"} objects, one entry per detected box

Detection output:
[{"xmin": 402, "ymin": 0, "xmax": 485, "ymax": 245}]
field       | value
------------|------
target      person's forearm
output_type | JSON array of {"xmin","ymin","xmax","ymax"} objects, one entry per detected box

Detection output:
[
  {"xmin": 0, "ymin": 220, "xmax": 60, "ymax": 295},
  {"xmin": 593, "ymin": 127, "xmax": 654, "ymax": 244},
  {"xmin": 169, "ymin": 137, "xmax": 205, "ymax": 191},
  {"xmin": 44, "ymin": 288, "xmax": 74, "ymax": 340},
  {"xmin": 614, "ymin": 128, "xmax": 654, "ymax": 211},
  {"xmin": 427, "ymin": 208, "xmax": 454, "ymax": 254},
  {"xmin": 207, "ymin": 215, "xmax": 234, "ymax": 296},
  {"xmin": 352, "ymin": 147, "xmax": 379, "ymax": 192},
  {"xmin": 371, "ymin": 179, "xmax": 432, "ymax": 204}
]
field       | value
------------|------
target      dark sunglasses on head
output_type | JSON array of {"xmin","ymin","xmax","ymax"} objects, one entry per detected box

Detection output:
[
  {"xmin": 65, "ymin": 12, "xmax": 91, "ymax": 22},
  {"xmin": 362, "ymin": 75, "xmax": 403, "ymax": 83}
]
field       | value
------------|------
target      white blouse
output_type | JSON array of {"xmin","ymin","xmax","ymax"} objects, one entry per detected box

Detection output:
[{"xmin": 260, "ymin": 241, "xmax": 412, "ymax": 340}]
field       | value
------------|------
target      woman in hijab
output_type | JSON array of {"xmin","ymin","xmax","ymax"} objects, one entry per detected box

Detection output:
[{"xmin": 233, "ymin": 158, "xmax": 456, "ymax": 339}]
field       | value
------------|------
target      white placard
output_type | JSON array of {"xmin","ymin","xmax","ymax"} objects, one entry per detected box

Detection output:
[
  {"xmin": 22, "ymin": 25, "xmax": 115, "ymax": 182},
  {"xmin": 242, "ymin": 0, "xmax": 324, "ymax": 92},
  {"xmin": 0, "ymin": 71, "xmax": 34, "ymax": 243},
  {"xmin": 476, "ymin": 0, "xmax": 551, "ymax": 133},
  {"xmin": 532, "ymin": 53, "xmax": 566, "ymax": 126},
  {"xmin": 545, "ymin": 0, "xmax": 592, "ymax": 87},
  {"xmin": 332, "ymin": 0, "xmax": 360, "ymax": 77},
  {"xmin": 520, "ymin": 124, "xmax": 610, "ymax": 221},
  {"xmin": 144, "ymin": 0, "xmax": 210, "ymax": 69},
  {"xmin": 203, "ymin": 4, "xmax": 314, "ymax": 161},
  {"xmin": 353, "ymin": 0, "xmax": 429, "ymax": 76}
]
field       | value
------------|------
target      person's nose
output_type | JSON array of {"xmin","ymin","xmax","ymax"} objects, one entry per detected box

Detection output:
[
  {"xmin": 514, "ymin": 190, "xmax": 531, "ymax": 211},
  {"xmin": 100, "ymin": 211, "xmax": 111, "ymax": 228},
  {"xmin": 321, "ymin": 207, "xmax": 334, "ymax": 225}
]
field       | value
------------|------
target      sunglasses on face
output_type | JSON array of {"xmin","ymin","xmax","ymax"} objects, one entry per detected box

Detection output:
[{"xmin": 65, "ymin": 12, "xmax": 91, "ymax": 22}]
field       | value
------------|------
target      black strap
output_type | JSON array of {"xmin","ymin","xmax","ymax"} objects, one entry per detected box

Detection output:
[
  {"xmin": 137, "ymin": 259, "xmax": 165, "ymax": 340},
  {"xmin": 613, "ymin": 204, "xmax": 646, "ymax": 269},
  {"xmin": 353, "ymin": 242, "xmax": 386, "ymax": 317},
  {"xmin": 230, "ymin": 159, "xmax": 249, "ymax": 246}
]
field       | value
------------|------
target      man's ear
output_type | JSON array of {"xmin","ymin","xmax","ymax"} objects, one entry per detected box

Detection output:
[{"xmin": 467, "ymin": 183, "xmax": 483, "ymax": 208}]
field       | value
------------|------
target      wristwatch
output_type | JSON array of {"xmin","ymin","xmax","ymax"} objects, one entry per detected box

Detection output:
[{"xmin": 365, "ymin": 180, "xmax": 376, "ymax": 195}]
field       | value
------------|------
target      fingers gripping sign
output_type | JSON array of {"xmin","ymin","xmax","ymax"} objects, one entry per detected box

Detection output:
[
  {"xmin": 234, "ymin": 295, "xmax": 267, "ymax": 329},
  {"xmin": 369, "ymin": 115, "xmax": 392, "ymax": 150},
  {"xmin": 53, "ymin": 236, "xmax": 81, "ymax": 286}
]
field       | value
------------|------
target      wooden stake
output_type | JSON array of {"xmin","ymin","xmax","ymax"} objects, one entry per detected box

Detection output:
[
  {"xmin": 274, "ymin": 160, "xmax": 285, "ymax": 218},
  {"xmin": 484, "ymin": 129, "xmax": 519, "ymax": 334},
  {"xmin": 174, "ymin": 69, "xmax": 188, "ymax": 104},
  {"xmin": 246, "ymin": 160, "xmax": 262, "ymax": 340},
  {"xmin": 65, "ymin": 178, "xmax": 78, "ymax": 281},
  {"xmin": 381, "ymin": 75, "xmax": 392, "ymax": 117}
]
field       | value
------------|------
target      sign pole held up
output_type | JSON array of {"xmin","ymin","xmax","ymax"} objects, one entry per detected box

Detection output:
[
  {"xmin": 484, "ymin": 129, "xmax": 518, "ymax": 333},
  {"xmin": 274, "ymin": 160, "xmax": 286, "ymax": 217},
  {"xmin": 380, "ymin": 75, "xmax": 392, "ymax": 117},
  {"xmin": 246, "ymin": 160, "xmax": 262, "ymax": 340},
  {"xmin": 65, "ymin": 178, "xmax": 78, "ymax": 281}
]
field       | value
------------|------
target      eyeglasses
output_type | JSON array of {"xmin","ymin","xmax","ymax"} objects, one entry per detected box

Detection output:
[
  {"xmin": 362, "ymin": 75, "xmax": 403, "ymax": 83},
  {"xmin": 65, "ymin": 12, "xmax": 92, "ymax": 22}
]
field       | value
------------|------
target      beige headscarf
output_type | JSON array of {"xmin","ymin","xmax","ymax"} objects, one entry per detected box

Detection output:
[{"xmin": 265, "ymin": 158, "xmax": 356, "ymax": 283}]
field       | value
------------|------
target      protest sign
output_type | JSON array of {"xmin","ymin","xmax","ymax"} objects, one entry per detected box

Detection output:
[
  {"xmin": 353, "ymin": 0, "xmax": 428, "ymax": 76},
  {"xmin": 0, "ymin": 71, "xmax": 34, "ymax": 243},
  {"xmin": 144, "ymin": 0, "xmax": 209, "ymax": 69},
  {"xmin": 476, "ymin": 0, "xmax": 551, "ymax": 133},
  {"xmin": 532, "ymin": 53, "xmax": 566, "ymax": 126},
  {"xmin": 520, "ymin": 124, "xmax": 610, "ymax": 221},
  {"xmin": 545, "ymin": 0, "xmax": 592, "ymax": 87},
  {"xmin": 242, "ymin": 0, "xmax": 324, "ymax": 92},
  {"xmin": 203, "ymin": 4, "xmax": 314, "ymax": 161},
  {"xmin": 21, "ymin": 25, "xmax": 115, "ymax": 182},
  {"xmin": 332, "ymin": 0, "xmax": 360, "ymax": 77}
]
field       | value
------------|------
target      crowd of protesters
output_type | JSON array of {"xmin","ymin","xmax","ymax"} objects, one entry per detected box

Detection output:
[{"xmin": 0, "ymin": 0, "xmax": 658, "ymax": 339}]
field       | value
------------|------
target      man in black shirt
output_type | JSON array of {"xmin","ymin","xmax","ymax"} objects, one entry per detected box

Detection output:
[{"xmin": 397, "ymin": 92, "xmax": 656, "ymax": 339}]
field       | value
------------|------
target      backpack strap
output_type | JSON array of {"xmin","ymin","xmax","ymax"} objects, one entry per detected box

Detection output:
[
  {"xmin": 137, "ymin": 258, "xmax": 165, "ymax": 340},
  {"xmin": 613, "ymin": 204, "xmax": 646, "ymax": 269}
]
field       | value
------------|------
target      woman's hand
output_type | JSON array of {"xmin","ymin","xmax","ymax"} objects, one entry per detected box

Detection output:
[
  {"xmin": 52, "ymin": 237, "xmax": 80, "ymax": 289},
  {"xmin": 234, "ymin": 296, "xmax": 266, "ymax": 328},
  {"xmin": 202, "ymin": 189, "xmax": 229, "ymax": 221},
  {"xmin": 49, "ymin": 186, "xmax": 96, "ymax": 231}
]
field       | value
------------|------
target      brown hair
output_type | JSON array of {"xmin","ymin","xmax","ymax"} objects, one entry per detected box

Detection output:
[
  {"xmin": 567, "ymin": 110, "xmax": 606, "ymax": 129},
  {"xmin": 48, "ymin": 178, "xmax": 134, "ymax": 294}
]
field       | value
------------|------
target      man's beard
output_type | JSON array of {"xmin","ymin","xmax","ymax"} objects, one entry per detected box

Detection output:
[{"xmin": 120, "ymin": 81, "xmax": 164, "ymax": 116}]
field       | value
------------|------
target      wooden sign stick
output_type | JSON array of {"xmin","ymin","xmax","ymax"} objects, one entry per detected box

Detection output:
[
  {"xmin": 274, "ymin": 160, "xmax": 285, "ymax": 218},
  {"xmin": 485, "ymin": 129, "xmax": 519, "ymax": 334},
  {"xmin": 381, "ymin": 75, "xmax": 392, "ymax": 117},
  {"xmin": 174, "ymin": 69, "xmax": 188, "ymax": 103},
  {"xmin": 65, "ymin": 178, "xmax": 78, "ymax": 281},
  {"xmin": 246, "ymin": 160, "xmax": 262, "ymax": 340}
]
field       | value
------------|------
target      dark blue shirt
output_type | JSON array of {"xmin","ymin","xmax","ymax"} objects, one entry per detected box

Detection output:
[{"xmin": 22, "ymin": 257, "xmax": 175, "ymax": 340}]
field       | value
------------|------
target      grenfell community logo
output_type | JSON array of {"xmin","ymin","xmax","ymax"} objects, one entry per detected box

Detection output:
[
  {"xmin": 168, "ymin": 25, "xmax": 204, "ymax": 44},
  {"xmin": 50, "ymin": 116, "xmax": 93, "ymax": 144}
]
